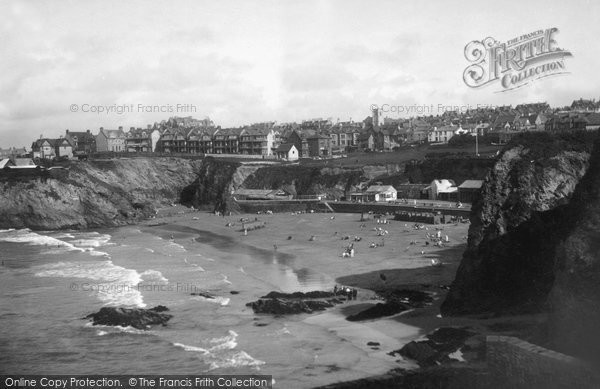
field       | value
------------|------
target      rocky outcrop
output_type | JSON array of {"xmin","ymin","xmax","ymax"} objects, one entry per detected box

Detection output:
[
  {"xmin": 182, "ymin": 158, "xmax": 366, "ymax": 213},
  {"xmin": 0, "ymin": 158, "xmax": 201, "ymax": 230},
  {"xmin": 346, "ymin": 290, "xmax": 433, "ymax": 321},
  {"xmin": 442, "ymin": 131, "xmax": 597, "ymax": 316},
  {"xmin": 84, "ymin": 306, "xmax": 172, "ymax": 329},
  {"xmin": 388, "ymin": 327, "xmax": 480, "ymax": 367},
  {"xmin": 246, "ymin": 290, "xmax": 343, "ymax": 315},
  {"xmin": 548, "ymin": 135, "xmax": 600, "ymax": 366}
]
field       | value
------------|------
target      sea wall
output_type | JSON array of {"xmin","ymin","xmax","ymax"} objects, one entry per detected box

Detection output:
[
  {"xmin": 442, "ymin": 131, "xmax": 597, "ymax": 315},
  {"xmin": 0, "ymin": 158, "xmax": 202, "ymax": 230},
  {"xmin": 486, "ymin": 336, "xmax": 599, "ymax": 389}
]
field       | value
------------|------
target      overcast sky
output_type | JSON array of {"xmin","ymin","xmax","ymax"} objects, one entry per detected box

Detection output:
[{"xmin": 1, "ymin": 0, "xmax": 599, "ymax": 147}]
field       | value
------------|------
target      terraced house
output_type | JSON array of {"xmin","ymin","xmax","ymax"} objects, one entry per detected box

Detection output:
[
  {"xmin": 187, "ymin": 128, "xmax": 215, "ymax": 154},
  {"xmin": 125, "ymin": 126, "xmax": 161, "ymax": 152},
  {"xmin": 239, "ymin": 127, "xmax": 275, "ymax": 156},
  {"xmin": 212, "ymin": 128, "xmax": 242, "ymax": 154},
  {"xmin": 155, "ymin": 128, "xmax": 188, "ymax": 153}
]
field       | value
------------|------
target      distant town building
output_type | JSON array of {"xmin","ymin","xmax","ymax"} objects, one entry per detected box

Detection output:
[
  {"xmin": 125, "ymin": 126, "xmax": 161, "ymax": 152},
  {"xmin": 0, "ymin": 147, "xmax": 28, "ymax": 159},
  {"xmin": 427, "ymin": 179, "xmax": 457, "ymax": 201},
  {"xmin": 349, "ymin": 185, "xmax": 397, "ymax": 202},
  {"xmin": 31, "ymin": 138, "xmax": 73, "ymax": 159},
  {"xmin": 65, "ymin": 130, "xmax": 97, "ymax": 154},
  {"xmin": 275, "ymin": 143, "xmax": 299, "ymax": 161},
  {"xmin": 239, "ymin": 127, "xmax": 275, "ymax": 156},
  {"xmin": 458, "ymin": 180, "xmax": 484, "ymax": 203},
  {"xmin": 96, "ymin": 127, "xmax": 126, "ymax": 152},
  {"xmin": 307, "ymin": 133, "xmax": 332, "ymax": 157}
]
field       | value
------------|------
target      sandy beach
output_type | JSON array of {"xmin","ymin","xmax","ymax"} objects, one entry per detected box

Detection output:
[{"xmin": 138, "ymin": 206, "xmax": 476, "ymax": 385}]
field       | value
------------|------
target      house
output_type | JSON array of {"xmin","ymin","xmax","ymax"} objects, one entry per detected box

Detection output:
[
  {"xmin": 427, "ymin": 179, "xmax": 457, "ymax": 201},
  {"xmin": 31, "ymin": 139, "xmax": 56, "ymax": 159},
  {"xmin": 349, "ymin": 185, "xmax": 397, "ymax": 202},
  {"xmin": 239, "ymin": 127, "xmax": 275, "ymax": 156},
  {"xmin": 275, "ymin": 143, "xmax": 299, "ymax": 161},
  {"xmin": 65, "ymin": 130, "xmax": 97, "ymax": 154},
  {"xmin": 428, "ymin": 125, "xmax": 457, "ymax": 143},
  {"xmin": 458, "ymin": 180, "xmax": 484, "ymax": 203},
  {"xmin": 357, "ymin": 131, "xmax": 375, "ymax": 151},
  {"xmin": 329, "ymin": 123, "xmax": 361, "ymax": 152},
  {"xmin": 53, "ymin": 138, "xmax": 74, "ymax": 159},
  {"xmin": 233, "ymin": 188, "xmax": 293, "ymax": 200},
  {"xmin": 125, "ymin": 126, "xmax": 161, "ymax": 152},
  {"xmin": 187, "ymin": 128, "xmax": 215, "ymax": 154},
  {"xmin": 96, "ymin": 127, "xmax": 126, "ymax": 152},
  {"xmin": 395, "ymin": 184, "xmax": 429, "ymax": 199},
  {"xmin": 212, "ymin": 128, "xmax": 242, "ymax": 154},
  {"xmin": 287, "ymin": 130, "xmax": 312, "ymax": 158},
  {"xmin": 307, "ymin": 133, "xmax": 332, "ymax": 157},
  {"xmin": 585, "ymin": 113, "xmax": 600, "ymax": 130}
]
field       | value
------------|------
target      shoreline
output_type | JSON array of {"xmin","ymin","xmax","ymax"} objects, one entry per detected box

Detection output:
[{"xmin": 141, "ymin": 206, "xmax": 479, "ymax": 383}]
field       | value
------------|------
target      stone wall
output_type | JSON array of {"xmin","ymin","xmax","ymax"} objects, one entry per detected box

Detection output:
[{"xmin": 486, "ymin": 336, "xmax": 599, "ymax": 389}]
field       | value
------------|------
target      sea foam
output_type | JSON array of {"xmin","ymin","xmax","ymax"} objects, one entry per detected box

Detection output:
[{"xmin": 173, "ymin": 330, "xmax": 265, "ymax": 370}]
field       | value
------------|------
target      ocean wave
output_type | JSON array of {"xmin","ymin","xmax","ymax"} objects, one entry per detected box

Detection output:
[
  {"xmin": 173, "ymin": 330, "xmax": 265, "ymax": 371},
  {"xmin": 0, "ymin": 229, "xmax": 112, "ymax": 257},
  {"xmin": 140, "ymin": 269, "xmax": 169, "ymax": 283},
  {"xmin": 34, "ymin": 260, "xmax": 145, "ymax": 308},
  {"xmin": 192, "ymin": 295, "xmax": 230, "ymax": 306},
  {"xmin": 0, "ymin": 229, "xmax": 83, "ymax": 251},
  {"xmin": 85, "ymin": 322, "xmax": 149, "ymax": 335}
]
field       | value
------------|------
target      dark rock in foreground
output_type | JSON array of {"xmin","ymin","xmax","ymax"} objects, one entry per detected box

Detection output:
[
  {"xmin": 388, "ymin": 327, "xmax": 477, "ymax": 367},
  {"xmin": 261, "ymin": 291, "xmax": 335, "ymax": 299},
  {"xmin": 247, "ymin": 290, "xmax": 343, "ymax": 315},
  {"xmin": 346, "ymin": 289, "xmax": 433, "ymax": 322},
  {"xmin": 85, "ymin": 306, "xmax": 172, "ymax": 330},
  {"xmin": 247, "ymin": 297, "xmax": 342, "ymax": 314}
]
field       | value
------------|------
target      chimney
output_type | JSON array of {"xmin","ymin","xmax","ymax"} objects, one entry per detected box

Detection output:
[
  {"xmin": 147, "ymin": 125, "xmax": 152, "ymax": 130},
  {"xmin": 118, "ymin": 126, "xmax": 123, "ymax": 131},
  {"xmin": 86, "ymin": 129, "xmax": 90, "ymax": 134},
  {"xmin": 66, "ymin": 129, "xmax": 69, "ymax": 134},
  {"xmin": 100, "ymin": 127, "xmax": 104, "ymax": 131}
]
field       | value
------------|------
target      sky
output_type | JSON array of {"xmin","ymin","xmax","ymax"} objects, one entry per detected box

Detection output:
[{"xmin": 1, "ymin": 0, "xmax": 599, "ymax": 147}]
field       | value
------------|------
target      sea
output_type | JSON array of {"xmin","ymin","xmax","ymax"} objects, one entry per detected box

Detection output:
[{"xmin": 0, "ymin": 222, "xmax": 415, "ymax": 388}]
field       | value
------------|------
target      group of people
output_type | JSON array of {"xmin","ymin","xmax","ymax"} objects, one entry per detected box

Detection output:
[
  {"xmin": 333, "ymin": 285, "xmax": 358, "ymax": 301},
  {"xmin": 425, "ymin": 229, "xmax": 449, "ymax": 247}
]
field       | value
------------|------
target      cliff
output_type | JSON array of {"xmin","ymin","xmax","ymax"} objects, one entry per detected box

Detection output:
[
  {"xmin": 0, "ymin": 158, "xmax": 201, "ymax": 230},
  {"xmin": 548, "ymin": 135, "xmax": 600, "ymax": 365},
  {"xmin": 442, "ymin": 131, "xmax": 598, "ymax": 316},
  {"xmin": 181, "ymin": 158, "xmax": 365, "ymax": 213}
]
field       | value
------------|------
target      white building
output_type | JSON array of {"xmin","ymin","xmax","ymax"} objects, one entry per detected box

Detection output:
[{"xmin": 427, "ymin": 179, "xmax": 457, "ymax": 200}]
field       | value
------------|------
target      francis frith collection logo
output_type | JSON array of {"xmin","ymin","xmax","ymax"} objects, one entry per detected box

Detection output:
[{"xmin": 463, "ymin": 28, "xmax": 572, "ymax": 92}]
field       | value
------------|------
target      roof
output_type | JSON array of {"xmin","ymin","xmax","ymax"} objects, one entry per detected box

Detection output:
[
  {"xmin": 0, "ymin": 159, "xmax": 13, "ymax": 168},
  {"xmin": 585, "ymin": 113, "xmax": 600, "ymax": 125},
  {"xmin": 275, "ymin": 143, "xmax": 296, "ymax": 153},
  {"xmin": 14, "ymin": 158, "xmax": 36, "ymax": 166},
  {"xmin": 99, "ymin": 129, "xmax": 126, "ymax": 139},
  {"xmin": 366, "ymin": 185, "xmax": 397, "ymax": 193},
  {"xmin": 459, "ymin": 180, "xmax": 484, "ymax": 189}
]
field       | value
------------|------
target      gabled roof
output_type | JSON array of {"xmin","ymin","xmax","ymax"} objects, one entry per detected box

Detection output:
[
  {"xmin": 366, "ymin": 185, "xmax": 397, "ymax": 193},
  {"xmin": 459, "ymin": 180, "xmax": 484, "ymax": 189},
  {"xmin": 0, "ymin": 159, "xmax": 13, "ymax": 168},
  {"xmin": 275, "ymin": 143, "xmax": 296, "ymax": 153}
]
